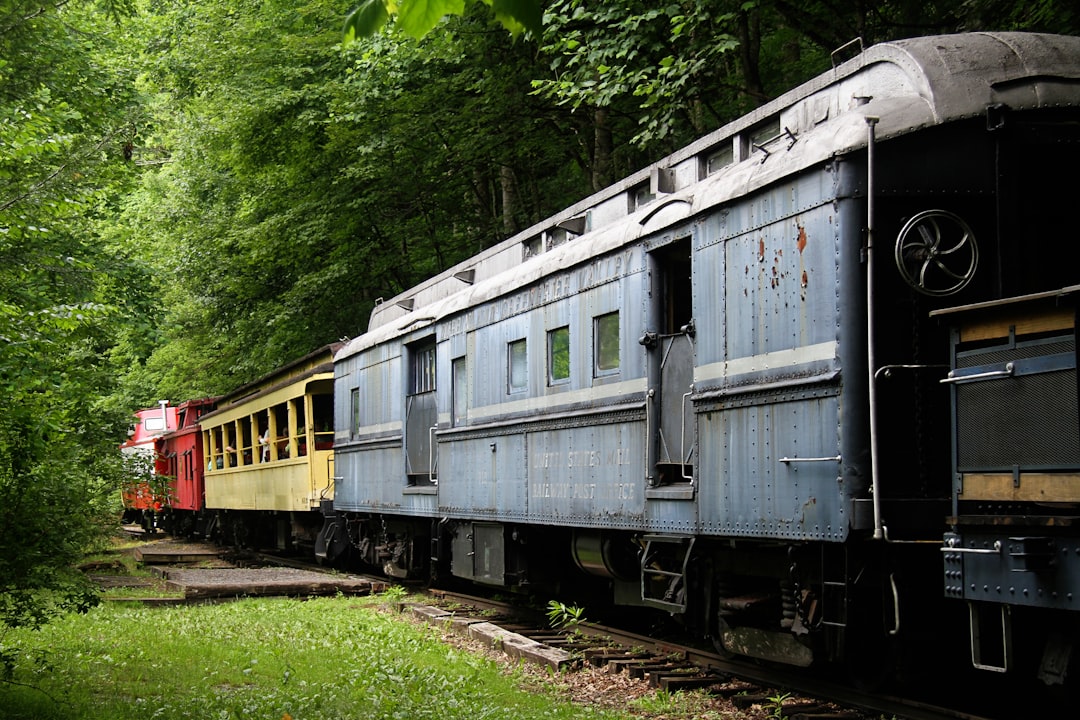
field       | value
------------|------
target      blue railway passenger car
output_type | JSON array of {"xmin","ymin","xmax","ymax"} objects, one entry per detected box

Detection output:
[{"xmin": 320, "ymin": 32, "xmax": 1080, "ymax": 692}]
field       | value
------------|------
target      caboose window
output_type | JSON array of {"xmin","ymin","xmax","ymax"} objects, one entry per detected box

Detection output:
[
  {"xmin": 548, "ymin": 326, "xmax": 570, "ymax": 385},
  {"xmin": 594, "ymin": 312, "xmax": 620, "ymax": 376},
  {"xmin": 508, "ymin": 338, "xmax": 527, "ymax": 393}
]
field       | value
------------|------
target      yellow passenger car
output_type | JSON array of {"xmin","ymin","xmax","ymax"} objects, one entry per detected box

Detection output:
[{"xmin": 200, "ymin": 343, "xmax": 341, "ymax": 550}]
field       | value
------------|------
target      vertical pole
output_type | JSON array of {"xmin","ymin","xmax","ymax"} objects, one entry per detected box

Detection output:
[{"xmin": 865, "ymin": 116, "xmax": 884, "ymax": 540}]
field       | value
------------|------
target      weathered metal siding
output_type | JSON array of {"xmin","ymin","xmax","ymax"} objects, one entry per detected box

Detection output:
[
  {"xmin": 693, "ymin": 161, "xmax": 852, "ymax": 541},
  {"xmin": 438, "ymin": 432, "xmax": 529, "ymax": 519},
  {"xmin": 526, "ymin": 419, "xmax": 645, "ymax": 528},
  {"xmin": 436, "ymin": 245, "xmax": 649, "ymax": 527}
]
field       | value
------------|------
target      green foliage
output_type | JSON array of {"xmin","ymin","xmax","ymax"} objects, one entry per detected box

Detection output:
[
  {"xmin": 0, "ymin": 0, "xmax": 145, "ymax": 629},
  {"xmin": 344, "ymin": 0, "xmax": 542, "ymax": 40},
  {"xmin": 533, "ymin": 0, "xmax": 744, "ymax": 148},
  {"xmin": 120, "ymin": 1, "xmax": 593, "ymax": 398},
  {"xmin": 765, "ymin": 691, "xmax": 792, "ymax": 719},
  {"xmin": 546, "ymin": 599, "xmax": 586, "ymax": 629}
]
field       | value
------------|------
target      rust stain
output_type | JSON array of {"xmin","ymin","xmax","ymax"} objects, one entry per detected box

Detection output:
[
  {"xmin": 801, "ymin": 270, "xmax": 808, "ymax": 288},
  {"xmin": 797, "ymin": 224, "xmax": 808, "ymax": 253},
  {"xmin": 758, "ymin": 237, "xmax": 766, "ymax": 261}
]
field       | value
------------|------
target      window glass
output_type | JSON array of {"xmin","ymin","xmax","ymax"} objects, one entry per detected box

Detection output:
[
  {"xmin": 452, "ymin": 358, "xmax": 468, "ymax": 426},
  {"xmin": 629, "ymin": 182, "xmax": 654, "ymax": 211},
  {"xmin": 548, "ymin": 326, "xmax": 570, "ymax": 384},
  {"xmin": 508, "ymin": 338, "xmax": 527, "ymax": 393},
  {"xmin": 594, "ymin": 312, "xmax": 620, "ymax": 375},
  {"xmin": 705, "ymin": 143, "xmax": 733, "ymax": 175},
  {"xmin": 350, "ymin": 387, "xmax": 360, "ymax": 436},
  {"xmin": 410, "ymin": 340, "xmax": 436, "ymax": 395}
]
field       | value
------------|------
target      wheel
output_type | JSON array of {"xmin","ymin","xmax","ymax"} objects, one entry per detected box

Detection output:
[{"xmin": 894, "ymin": 209, "xmax": 978, "ymax": 296}]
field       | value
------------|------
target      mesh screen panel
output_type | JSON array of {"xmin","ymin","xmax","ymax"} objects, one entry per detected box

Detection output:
[{"xmin": 956, "ymin": 339, "xmax": 1079, "ymax": 470}]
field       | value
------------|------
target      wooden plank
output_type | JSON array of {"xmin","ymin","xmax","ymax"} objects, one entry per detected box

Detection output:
[
  {"xmin": 961, "ymin": 473, "xmax": 1080, "ymax": 502},
  {"xmin": 958, "ymin": 306, "xmax": 1073, "ymax": 343}
]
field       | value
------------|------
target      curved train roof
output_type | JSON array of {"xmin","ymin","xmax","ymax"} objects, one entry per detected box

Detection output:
[{"xmin": 337, "ymin": 31, "xmax": 1080, "ymax": 362}]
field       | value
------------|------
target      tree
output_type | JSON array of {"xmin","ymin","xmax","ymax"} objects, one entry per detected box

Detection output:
[
  {"xmin": 532, "ymin": 0, "xmax": 1080, "ymax": 155},
  {"xmin": 0, "ymin": 0, "xmax": 143, "ymax": 629},
  {"xmin": 117, "ymin": 1, "xmax": 595, "ymax": 398}
]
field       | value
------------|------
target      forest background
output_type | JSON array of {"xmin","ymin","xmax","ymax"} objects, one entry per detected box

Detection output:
[{"xmin": 1, "ymin": 0, "xmax": 1077, "ymax": 625}]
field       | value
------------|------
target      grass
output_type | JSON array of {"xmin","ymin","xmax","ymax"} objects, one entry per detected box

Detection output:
[{"xmin": 0, "ymin": 594, "xmax": 641, "ymax": 720}]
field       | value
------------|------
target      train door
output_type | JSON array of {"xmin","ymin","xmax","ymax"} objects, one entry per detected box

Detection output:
[
  {"xmin": 644, "ymin": 236, "xmax": 695, "ymax": 487},
  {"xmin": 405, "ymin": 337, "xmax": 437, "ymax": 486}
]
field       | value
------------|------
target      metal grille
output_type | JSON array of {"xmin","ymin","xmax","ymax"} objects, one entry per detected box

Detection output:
[{"xmin": 956, "ymin": 340, "xmax": 1079, "ymax": 470}]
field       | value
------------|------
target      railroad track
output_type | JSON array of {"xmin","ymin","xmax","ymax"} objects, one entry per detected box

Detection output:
[{"xmin": 412, "ymin": 588, "xmax": 1012, "ymax": 720}]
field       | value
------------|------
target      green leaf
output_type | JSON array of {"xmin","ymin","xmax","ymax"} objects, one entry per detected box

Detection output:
[
  {"xmin": 343, "ymin": 0, "xmax": 393, "ymax": 43},
  {"xmin": 397, "ymin": 0, "xmax": 466, "ymax": 38},
  {"xmin": 344, "ymin": 0, "xmax": 541, "ymax": 41},
  {"xmin": 487, "ymin": 0, "xmax": 543, "ymax": 36}
]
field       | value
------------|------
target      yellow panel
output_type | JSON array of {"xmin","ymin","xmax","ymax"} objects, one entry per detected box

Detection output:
[
  {"xmin": 958, "ymin": 307, "xmax": 1074, "ymax": 343},
  {"xmin": 960, "ymin": 472, "xmax": 1080, "ymax": 502},
  {"xmin": 309, "ymin": 449, "xmax": 334, "ymax": 504},
  {"xmin": 206, "ymin": 459, "xmax": 313, "ymax": 511}
]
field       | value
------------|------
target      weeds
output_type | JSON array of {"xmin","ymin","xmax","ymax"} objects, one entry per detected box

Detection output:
[
  {"xmin": 378, "ymin": 585, "xmax": 408, "ymax": 603},
  {"xmin": 765, "ymin": 691, "xmax": 792, "ymax": 718},
  {"xmin": 546, "ymin": 600, "xmax": 586, "ymax": 629}
]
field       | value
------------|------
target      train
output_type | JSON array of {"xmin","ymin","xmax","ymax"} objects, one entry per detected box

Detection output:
[
  {"xmin": 126, "ymin": 32, "xmax": 1080, "ymax": 704},
  {"xmin": 119, "ymin": 401, "xmax": 177, "ymax": 530}
]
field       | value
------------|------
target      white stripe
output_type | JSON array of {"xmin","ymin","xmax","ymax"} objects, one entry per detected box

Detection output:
[
  {"xmin": 469, "ymin": 377, "xmax": 647, "ymax": 421},
  {"xmin": 696, "ymin": 341, "xmax": 837, "ymax": 383}
]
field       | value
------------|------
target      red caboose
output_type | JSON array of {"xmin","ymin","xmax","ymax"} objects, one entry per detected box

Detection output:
[
  {"xmin": 153, "ymin": 397, "xmax": 217, "ymax": 536},
  {"xmin": 119, "ymin": 401, "xmax": 178, "ymax": 531}
]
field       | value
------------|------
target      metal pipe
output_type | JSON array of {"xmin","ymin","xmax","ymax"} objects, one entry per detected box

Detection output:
[{"xmin": 865, "ymin": 116, "xmax": 884, "ymax": 540}]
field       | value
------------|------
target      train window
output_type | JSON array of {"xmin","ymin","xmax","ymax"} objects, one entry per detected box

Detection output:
[
  {"xmin": 522, "ymin": 234, "xmax": 542, "ymax": 260},
  {"xmin": 350, "ymin": 387, "xmax": 360, "ymax": 437},
  {"xmin": 546, "ymin": 227, "xmax": 569, "ymax": 251},
  {"xmin": 256, "ymin": 411, "xmax": 270, "ymax": 462},
  {"xmin": 223, "ymin": 425, "xmax": 237, "ymax": 467},
  {"xmin": 271, "ymin": 402, "xmax": 289, "ymax": 460},
  {"xmin": 703, "ymin": 142, "xmax": 733, "ymax": 176},
  {"xmin": 452, "ymin": 358, "xmax": 467, "ymax": 426},
  {"xmin": 594, "ymin": 312, "xmax": 620, "ymax": 376},
  {"xmin": 312, "ymin": 393, "xmax": 333, "ymax": 450},
  {"xmin": 508, "ymin": 338, "xmax": 528, "ymax": 393},
  {"xmin": 237, "ymin": 419, "xmax": 253, "ymax": 465},
  {"xmin": 744, "ymin": 116, "xmax": 782, "ymax": 159},
  {"xmin": 629, "ymin": 182, "xmax": 655, "ymax": 212},
  {"xmin": 409, "ymin": 339, "xmax": 436, "ymax": 395},
  {"xmin": 548, "ymin": 326, "xmax": 570, "ymax": 385}
]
